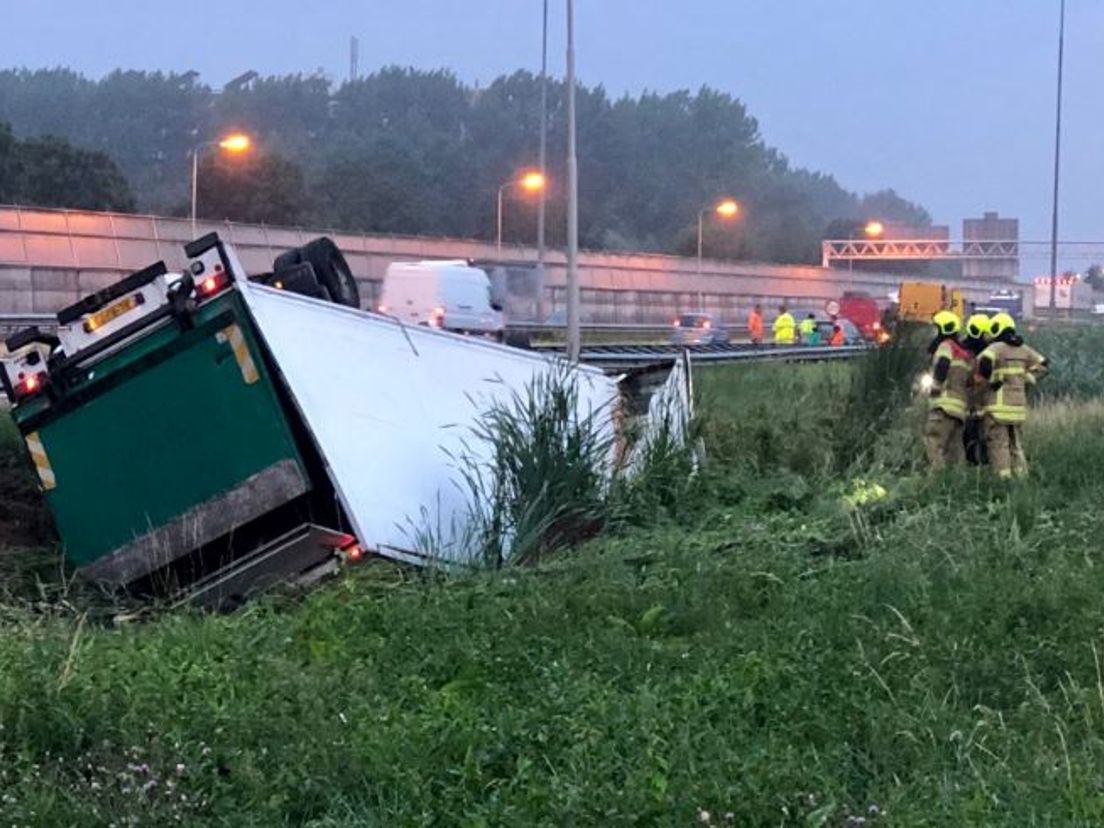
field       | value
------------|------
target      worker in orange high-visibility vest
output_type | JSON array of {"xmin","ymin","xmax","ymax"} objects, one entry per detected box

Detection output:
[{"xmin": 748, "ymin": 303, "xmax": 764, "ymax": 345}]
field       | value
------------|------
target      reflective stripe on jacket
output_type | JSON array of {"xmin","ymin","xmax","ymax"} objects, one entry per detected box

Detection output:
[
  {"xmin": 929, "ymin": 339, "xmax": 972, "ymax": 420},
  {"xmin": 773, "ymin": 313, "xmax": 796, "ymax": 344},
  {"xmin": 977, "ymin": 341, "xmax": 1047, "ymax": 423}
]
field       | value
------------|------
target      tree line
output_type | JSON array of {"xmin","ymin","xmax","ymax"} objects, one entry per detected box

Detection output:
[
  {"xmin": 0, "ymin": 67, "xmax": 931, "ymax": 264},
  {"xmin": 0, "ymin": 122, "xmax": 134, "ymax": 212}
]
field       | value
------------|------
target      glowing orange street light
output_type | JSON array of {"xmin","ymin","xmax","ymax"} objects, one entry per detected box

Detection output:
[
  {"xmin": 497, "ymin": 170, "xmax": 547, "ymax": 250},
  {"xmin": 519, "ymin": 171, "xmax": 546, "ymax": 193},
  {"xmin": 715, "ymin": 198, "xmax": 740, "ymax": 219},
  {"xmin": 218, "ymin": 133, "xmax": 252, "ymax": 153},
  {"xmin": 191, "ymin": 132, "xmax": 254, "ymax": 235}
]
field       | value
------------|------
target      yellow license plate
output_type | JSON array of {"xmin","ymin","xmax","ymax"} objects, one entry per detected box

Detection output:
[{"xmin": 84, "ymin": 294, "xmax": 142, "ymax": 333}]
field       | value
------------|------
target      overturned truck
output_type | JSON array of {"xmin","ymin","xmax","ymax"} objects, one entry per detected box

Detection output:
[{"xmin": 2, "ymin": 235, "xmax": 689, "ymax": 608}]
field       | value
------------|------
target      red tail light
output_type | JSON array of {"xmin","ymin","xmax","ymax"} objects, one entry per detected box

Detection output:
[
  {"xmin": 198, "ymin": 275, "xmax": 221, "ymax": 296},
  {"xmin": 672, "ymin": 317, "xmax": 680, "ymax": 327},
  {"xmin": 339, "ymin": 538, "xmax": 364, "ymax": 562},
  {"xmin": 15, "ymin": 372, "xmax": 46, "ymax": 399}
]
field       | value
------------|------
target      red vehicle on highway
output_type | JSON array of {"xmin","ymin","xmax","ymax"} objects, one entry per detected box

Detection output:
[{"xmin": 836, "ymin": 292, "xmax": 887, "ymax": 343}]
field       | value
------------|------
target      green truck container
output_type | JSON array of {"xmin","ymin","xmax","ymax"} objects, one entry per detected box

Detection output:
[{"xmin": 3, "ymin": 234, "xmax": 361, "ymax": 606}]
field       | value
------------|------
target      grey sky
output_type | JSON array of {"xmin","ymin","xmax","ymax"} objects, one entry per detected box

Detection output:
[{"xmin": 5, "ymin": 1, "xmax": 1100, "ymax": 264}]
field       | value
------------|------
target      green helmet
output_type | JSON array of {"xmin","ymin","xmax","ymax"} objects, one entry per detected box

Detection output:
[
  {"xmin": 989, "ymin": 312, "xmax": 1016, "ymax": 338},
  {"xmin": 965, "ymin": 313, "xmax": 991, "ymax": 339}
]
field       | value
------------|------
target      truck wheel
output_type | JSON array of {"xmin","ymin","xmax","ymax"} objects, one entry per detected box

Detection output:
[
  {"xmin": 272, "ymin": 248, "xmax": 301, "ymax": 274},
  {"xmin": 271, "ymin": 238, "xmax": 360, "ymax": 309},
  {"xmin": 302, "ymin": 238, "xmax": 360, "ymax": 309}
]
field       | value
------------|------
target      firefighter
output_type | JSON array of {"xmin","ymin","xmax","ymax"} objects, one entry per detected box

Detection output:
[
  {"xmin": 977, "ymin": 313, "xmax": 1048, "ymax": 478},
  {"xmin": 961, "ymin": 313, "xmax": 991, "ymax": 465},
  {"xmin": 773, "ymin": 305, "xmax": 796, "ymax": 345},
  {"xmin": 923, "ymin": 310, "xmax": 972, "ymax": 469}
]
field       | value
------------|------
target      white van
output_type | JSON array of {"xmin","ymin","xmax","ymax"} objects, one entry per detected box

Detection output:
[{"xmin": 379, "ymin": 260, "xmax": 505, "ymax": 338}]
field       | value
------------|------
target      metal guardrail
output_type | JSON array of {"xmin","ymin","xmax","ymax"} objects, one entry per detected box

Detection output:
[
  {"xmin": 0, "ymin": 314, "xmax": 749, "ymax": 339},
  {"xmin": 0, "ymin": 313, "xmax": 864, "ymax": 371},
  {"xmin": 0, "ymin": 313, "xmax": 56, "ymax": 337},
  {"xmin": 536, "ymin": 342, "xmax": 868, "ymax": 368},
  {"xmin": 508, "ymin": 321, "xmax": 752, "ymax": 336}
]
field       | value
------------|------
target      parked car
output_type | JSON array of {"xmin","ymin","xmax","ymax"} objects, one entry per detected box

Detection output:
[
  {"xmin": 671, "ymin": 312, "xmax": 729, "ymax": 345},
  {"xmin": 817, "ymin": 318, "xmax": 865, "ymax": 345},
  {"xmin": 379, "ymin": 260, "xmax": 504, "ymax": 338}
]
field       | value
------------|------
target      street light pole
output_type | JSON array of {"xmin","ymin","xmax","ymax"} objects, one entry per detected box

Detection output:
[
  {"xmin": 190, "ymin": 132, "xmax": 252, "ymax": 238},
  {"xmin": 696, "ymin": 208, "xmax": 706, "ymax": 311},
  {"xmin": 847, "ymin": 228, "xmax": 856, "ymax": 281},
  {"xmin": 696, "ymin": 209, "xmax": 706, "ymax": 277},
  {"xmin": 497, "ymin": 183, "xmax": 505, "ymax": 252},
  {"xmin": 695, "ymin": 199, "xmax": 739, "ymax": 312},
  {"xmin": 190, "ymin": 146, "xmax": 203, "ymax": 237},
  {"xmin": 565, "ymin": 0, "xmax": 580, "ymax": 361},
  {"xmin": 1048, "ymin": 0, "xmax": 1066, "ymax": 319},
  {"xmin": 497, "ymin": 172, "xmax": 546, "ymax": 252},
  {"xmin": 537, "ymin": 0, "xmax": 549, "ymax": 278}
]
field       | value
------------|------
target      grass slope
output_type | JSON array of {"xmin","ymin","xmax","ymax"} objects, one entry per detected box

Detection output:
[{"xmin": 3, "ymin": 338, "xmax": 1104, "ymax": 825}]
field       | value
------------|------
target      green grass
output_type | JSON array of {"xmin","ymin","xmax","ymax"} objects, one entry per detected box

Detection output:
[
  {"xmin": 1027, "ymin": 324, "xmax": 1104, "ymax": 401},
  {"xmin": 4, "ymin": 339, "xmax": 1104, "ymax": 825}
]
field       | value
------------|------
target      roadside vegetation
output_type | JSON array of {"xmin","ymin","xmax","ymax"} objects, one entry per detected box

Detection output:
[{"xmin": 3, "ymin": 327, "xmax": 1104, "ymax": 825}]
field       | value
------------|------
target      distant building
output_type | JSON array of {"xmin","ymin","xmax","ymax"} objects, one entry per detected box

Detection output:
[{"xmin": 962, "ymin": 211, "xmax": 1019, "ymax": 282}]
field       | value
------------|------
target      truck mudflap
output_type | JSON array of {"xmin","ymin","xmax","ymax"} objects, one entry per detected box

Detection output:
[{"xmin": 78, "ymin": 458, "xmax": 309, "ymax": 586}]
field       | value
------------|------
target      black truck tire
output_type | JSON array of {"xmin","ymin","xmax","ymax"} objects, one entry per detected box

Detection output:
[
  {"xmin": 265, "ymin": 262, "xmax": 329, "ymax": 301},
  {"xmin": 272, "ymin": 238, "xmax": 360, "ymax": 309},
  {"xmin": 272, "ymin": 248, "xmax": 302, "ymax": 274}
]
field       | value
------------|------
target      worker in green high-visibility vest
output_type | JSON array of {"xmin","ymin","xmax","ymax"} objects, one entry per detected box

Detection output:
[
  {"xmin": 798, "ymin": 313, "xmax": 819, "ymax": 345},
  {"xmin": 772, "ymin": 305, "xmax": 795, "ymax": 345}
]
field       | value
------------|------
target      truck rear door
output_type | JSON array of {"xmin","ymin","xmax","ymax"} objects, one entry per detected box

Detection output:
[{"xmin": 7, "ymin": 252, "xmax": 312, "ymax": 586}]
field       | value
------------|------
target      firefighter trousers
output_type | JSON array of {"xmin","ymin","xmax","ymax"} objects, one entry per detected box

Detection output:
[
  {"xmin": 984, "ymin": 416, "xmax": 1027, "ymax": 478},
  {"xmin": 924, "ymin": 409, "xmax": 964, "ymax": 470},
  {"xmin": 963, "ymin": 414, "xmax": 988, "ymax": 466}
]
